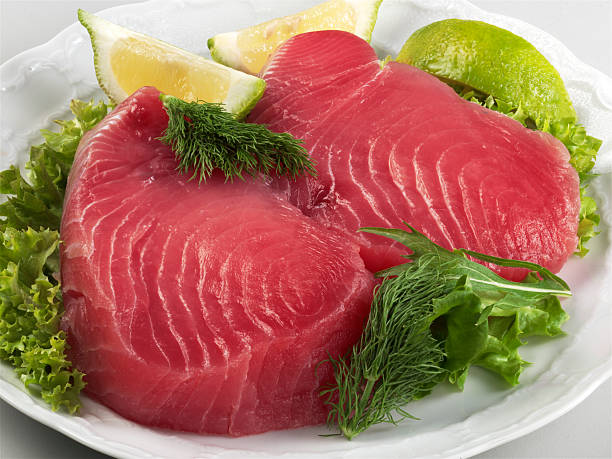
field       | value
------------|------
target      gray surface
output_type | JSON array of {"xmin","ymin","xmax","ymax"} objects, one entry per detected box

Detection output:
[{"xmin": 0, "ymin": 0, "xmax": 611, "ymax": 458}]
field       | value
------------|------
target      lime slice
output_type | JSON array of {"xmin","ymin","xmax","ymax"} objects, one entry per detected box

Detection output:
[
  {"xmin": 397, "ymin": 19, "xmax": 576, "ymax": 124},
  {"xmin": 78, "ymin": 9, "xmax": 265, "ymax": 118},
  {"xmin": 208, "ymin": 0, "xmax": 382, "ymax": 75}
]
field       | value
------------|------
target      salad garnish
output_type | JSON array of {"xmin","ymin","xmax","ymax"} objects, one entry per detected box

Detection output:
[
  {"xmin": 321, "ymin": 225, "xmax": 570, "ymax": 439},
  {"xmin": 0, "ymin": 99, "xmax": 111, "ymax": 412}
]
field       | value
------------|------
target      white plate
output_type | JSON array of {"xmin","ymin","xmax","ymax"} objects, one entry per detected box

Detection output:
[{"xmin": 1, "ymin": 1, "xmax": 611, "ymax": 458}]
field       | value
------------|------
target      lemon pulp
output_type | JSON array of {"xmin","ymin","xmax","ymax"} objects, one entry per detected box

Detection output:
[
  {"xmin": 110, "ymin": 38, "xmax": 231, "ymax": 103},
  {"xmin": 79, "ymin": 9, "xmax": 265, "ymax": 118},
  {"xmin": 209, "ymin": 0, "xmax": 382, "ymax": 75},
  {"xmin": 236, "ymin": 1, "xmax": 357, "ymax": 73}
]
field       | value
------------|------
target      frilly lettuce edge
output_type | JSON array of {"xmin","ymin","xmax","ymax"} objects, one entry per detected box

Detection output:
[{"xmin": 0, "ymin": 98, "xmax": 111, "ymax": 412}]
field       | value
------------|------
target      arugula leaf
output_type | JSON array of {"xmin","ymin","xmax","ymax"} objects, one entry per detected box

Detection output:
[
  {"xmin": 457, "ymin": 89, "xmax": 601, "ymax": 256},
  {"xmin": 0, "ymin": 227, "xmax": 85, "ymax": 412},
  {"xmin": 322, "ymin": 225, "xmax": 570, "ymax": 438}
]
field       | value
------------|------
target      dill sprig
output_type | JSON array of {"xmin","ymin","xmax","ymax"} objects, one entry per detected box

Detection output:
[
  {"xmin": 158, "ymin": 94, "xmax": 317, "ymax": 182},
  {"xmin": 321, "ymin": 224, "xmax": 570, "ymax": 439},
  {"xmin": 321, "ymin": 256, "xmax": 448, "ymax": 440}
]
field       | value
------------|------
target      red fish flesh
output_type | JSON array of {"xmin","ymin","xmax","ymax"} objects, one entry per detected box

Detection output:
[
  {"xmin": 249, "ymin": 31, "xmax": 581, "ymax": 281},
  {"xmin": 60, "ymin": 86, "xmax": 374, "ymax": 436}
]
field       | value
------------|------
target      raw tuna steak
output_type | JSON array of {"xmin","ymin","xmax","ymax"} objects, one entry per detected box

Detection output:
[
  {"xmin": 250, "ymin": 31, "xmax": 581, "ymax": 281},
  {"xmin": 60, "ymin": 87, "xmax": 374, "ymax": 435}
]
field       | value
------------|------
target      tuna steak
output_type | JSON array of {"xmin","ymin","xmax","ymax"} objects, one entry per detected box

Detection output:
[
  {"xmin": 60, "ymin": 87, "xmax": 374, "ymax": 436},
  {"xmin": 249, "ymin": 31, "xmax": 581, "ymax": 281}
]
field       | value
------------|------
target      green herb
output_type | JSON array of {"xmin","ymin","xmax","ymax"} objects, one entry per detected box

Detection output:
[
  {"xmin": 458, "ymin": 89, "xmax": 601, "ymax": 255},
  {"xmin": 321, "ymin": 225, "xmax": 570, "ymax": 439},
  {"xmin": 158, "ymin": 94, "xmax": 317, "ymax": 182},
  {"xmin": 321, "ymin": 256, "xmax": 447, "ymax": 440},
  {"xmin": 0, "ymin": 98, "xmax": 110, "ymax": 412}
]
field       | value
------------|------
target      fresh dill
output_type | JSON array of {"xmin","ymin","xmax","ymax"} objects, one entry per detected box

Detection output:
[
  {"xmin": 321, "ymin": 224, "xmax": 570, "ymax": 439},
  {"xmin": 321, "ymin": 257, "xmax": 448, "ymax": 440},
  {"xmin": 158, "ymin": 94, "xmax": 317, "ymax": 182}
]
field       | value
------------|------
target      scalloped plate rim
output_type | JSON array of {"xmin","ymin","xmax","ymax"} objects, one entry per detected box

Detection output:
[{"xmin": 1, "ymin": 1, "xmax": 611, "ymax": 458}]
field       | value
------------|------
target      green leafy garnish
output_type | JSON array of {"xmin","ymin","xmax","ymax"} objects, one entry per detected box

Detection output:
[
  {"xmin": 576, "ymin": 189, "xmax": 600, "ymax": 257},
  {"xmin": 458, "ymin": 89, "xmax": 601, "ymax": 255},
  {"xmin": 0, "ymin": 227, "xmax": 85, "ymax": 413},
  {"xmin": 158, "ymin": 94, "xmax": 317, "ymax": 182},
  {"xmin": 0, "ymin": 99, "xmax": 111, "ymax": 234},
  {"xmin": 0, "ymin": 98, "xmax": 110, "ymax": 412},
  {"xmin": 321, "ymin": 225, "xmax": 570, "ymax": 439},
  {"xmin": 321, "ymin": 255, "xmax": 447, "ymax": 440}
]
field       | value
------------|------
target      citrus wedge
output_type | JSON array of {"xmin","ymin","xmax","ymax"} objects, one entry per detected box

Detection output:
[
  {"xmin": 78, "ymin": 9, "xmax": 265, "ymax": 118},
  {"xmin": 208, "ymin": 0, "xmax": 382, "ymax": 75},
  {"xmin": 397, "ymin": 19, "xmax": 576, "ymax": 124}
]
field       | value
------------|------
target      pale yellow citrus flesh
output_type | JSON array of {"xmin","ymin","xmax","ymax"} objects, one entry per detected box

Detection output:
[
  {"xmin": 78, "ymin": 9, "xmax": 266, "ymax": 118},
  {"xmin": 110, "ymin": 38, "xmax": 231, "ymax": 103},
  {"xmin": 235, "ymin": 0, "xmax": 357, "ymax": 73}
]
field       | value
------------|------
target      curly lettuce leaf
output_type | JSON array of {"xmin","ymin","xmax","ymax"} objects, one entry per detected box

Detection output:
[
  {"xmin": 0, "ymin": 99, "xmax": 111, "ymax": 234},
  {"xmin": 458, "ymin": 90, "xmax": 601, "ymax": 256},
  {"xmin": 0, "ymin": 98, "xmax": 110, "ymax": 412},
  {"xmin": 0, "ymin": 227, "xmax": 85, "ymax": 413},
  {"xmin": 461, "ymin": 91, "xmax": 601, "ymax": 179},
  {"xmin": 538, "ymin": 119, "xmax": 601, "ymax": 180},
  {"xmin": 576, "ymin": 189, "xmax": 600, "ymax": 257}
]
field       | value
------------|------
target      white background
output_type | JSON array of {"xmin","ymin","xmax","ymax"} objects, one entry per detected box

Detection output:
[{"xmin": 0, "ymin": 0, "xmax": 610, "ymax": 458}]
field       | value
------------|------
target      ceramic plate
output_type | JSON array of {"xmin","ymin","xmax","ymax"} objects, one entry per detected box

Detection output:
[{"xmin": 1, "ymin": 1, "xmax": 611, "ymax": 458}]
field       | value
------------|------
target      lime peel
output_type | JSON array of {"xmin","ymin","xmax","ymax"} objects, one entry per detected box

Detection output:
[{"xmin": 397, "ymin": 19, "xmax": 577, "ymax": 125}]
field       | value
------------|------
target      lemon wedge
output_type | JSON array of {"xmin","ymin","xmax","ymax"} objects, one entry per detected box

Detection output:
[
  {"xmin": 78, "ymin": 9, "xmax": 265, "ymax": 118},
  {"xmin": 208, "ymin": 0, "xmax": 382, "ymax": 75}
]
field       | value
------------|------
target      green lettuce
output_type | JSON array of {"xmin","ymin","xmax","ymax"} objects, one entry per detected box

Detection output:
[
  {"xmin": 429, "ymin": 274, "xmax": 568, "ymax": 388},
  {"xmin": 0, "ymin": 99, "xmax": 111, "ymax": 234},
  {"xmin": 0, "ymin": 227, "xmax": 85, "ymax": 412},
  {"xmin": 0, "ymin": 98, "xmax": 111, "ymax": 412},
  {"xmin": 365, "ymin": 225, "xmax": 570, "ymax": 388},
  {"xmin": 576, "ymin": 189, "xmax": 600, "ymax": 257}
]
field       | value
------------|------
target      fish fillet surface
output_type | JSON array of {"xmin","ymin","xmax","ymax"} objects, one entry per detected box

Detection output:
[
  {"xmin": 249, "ymin": 31, "xmax": 581, "ymax": 280},
  {"xmin": 60, "ymin": 86, "xmax": 374, "ymax": 436}
]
